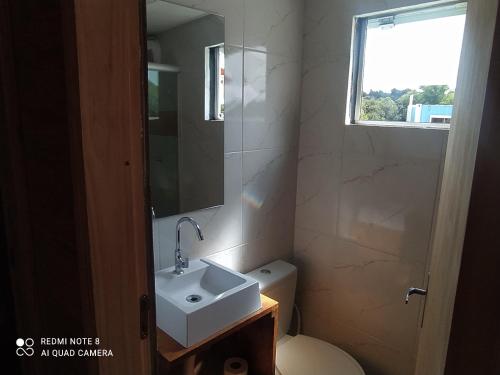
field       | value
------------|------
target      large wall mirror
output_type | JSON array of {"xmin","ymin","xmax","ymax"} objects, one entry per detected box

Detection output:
[{"xmin": 145, "ymin": 1, "xmax": 225, "ymax": 218}]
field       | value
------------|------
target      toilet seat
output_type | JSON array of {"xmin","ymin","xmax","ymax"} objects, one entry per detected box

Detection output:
[{"xmin": 276, "ymin": 335, "xmax": 365, "ymax": 375}]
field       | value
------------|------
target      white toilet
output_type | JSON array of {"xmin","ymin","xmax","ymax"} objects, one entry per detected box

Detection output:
[{"xmin": 247, "ymin": 260, "xmax": 365, "ymax": 375}]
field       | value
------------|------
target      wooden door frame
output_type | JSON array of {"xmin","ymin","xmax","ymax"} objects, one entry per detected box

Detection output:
[
  {"xmin": 415, "ymin": 0, "xmax": 499, "ymax": 373},
  {"xmin": 0, "ymin": 1, "xmax": 99, "ymax": 374}
]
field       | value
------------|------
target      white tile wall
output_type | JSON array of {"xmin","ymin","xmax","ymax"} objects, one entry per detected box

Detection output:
[
  {"xmin": 294, "ymin": 1, "xmax": 449, "ymax": 374},
  {"xmin": 244, "ymin": 0, "xmax": 304, "ymax": 57},
  {"xmin": 152, "ymin": 1, "xmax": 450, "ymax": 375},
  {"xmin": 242, "ymin": 51, "xmax": 302, "ymax": 151},
  {"xmin": 153, "ymin": 0, "xmax": 304, "ymax": 279}
]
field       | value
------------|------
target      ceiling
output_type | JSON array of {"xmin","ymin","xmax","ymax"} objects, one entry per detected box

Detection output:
[{"xmin": 146, "ymin": 0, "xmax": 208, "ymax": 35}]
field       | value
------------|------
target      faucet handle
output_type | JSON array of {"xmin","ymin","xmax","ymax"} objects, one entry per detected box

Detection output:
[{"xmin": 182, "ymin": 257, "xmax": 189, "ymax": 269}]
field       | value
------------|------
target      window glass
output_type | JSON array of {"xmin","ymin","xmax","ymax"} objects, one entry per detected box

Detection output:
[
  {"xmin": 148, "ymin": 70, "xmax": 160, "ymax": 119},
  {"xmin": 205, "ymin": 44, "xmax": 225, "ymax": 121},
  {"xmin": 351, "ymin": 3, "xmax": 467, "ymax": 127}
]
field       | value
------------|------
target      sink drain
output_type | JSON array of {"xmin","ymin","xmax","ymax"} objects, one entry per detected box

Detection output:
[{"xmin": 186, "ymin": 294, "xmax": 202, "ymax": 303}]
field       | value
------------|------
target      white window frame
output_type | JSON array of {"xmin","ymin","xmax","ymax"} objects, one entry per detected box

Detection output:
[
  {"xmin": 346, "ymin": 1, "xmax": 467, "ymax": 129},
  {"xmin": 204, "ymin": 43, "xmax": 225, "ymax": 122}
]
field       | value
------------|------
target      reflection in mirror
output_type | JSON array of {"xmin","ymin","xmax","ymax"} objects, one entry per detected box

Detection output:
[{"xmin": 146, "ymin": 1, "xmax": 225, "ymax": 218}]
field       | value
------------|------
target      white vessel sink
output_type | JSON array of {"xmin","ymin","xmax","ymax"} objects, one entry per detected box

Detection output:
[{"xmin": 155, "ymin": 258, "xmax": 262, "ymax": 347}]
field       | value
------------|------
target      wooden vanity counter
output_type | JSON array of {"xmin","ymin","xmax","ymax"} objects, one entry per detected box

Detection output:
[{"xmin": 157, "ymin": 294, "xmax": 278, "ymax": 375}]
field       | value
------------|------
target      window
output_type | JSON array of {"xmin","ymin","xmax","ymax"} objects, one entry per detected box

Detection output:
[
  {"xmin": 348, "ymin": 3, "xmax": 467, "ymax": 127},
  {"xmin": 430, "ymin": 116, "xmax": 451, "ymax": 124},
  {"xmin": 148, "ymin": 70, "xmax": 160, "ymax": 120},
  {"xmin": 205, "ymin": 44, "xmax": 225, "ymax": 121}
]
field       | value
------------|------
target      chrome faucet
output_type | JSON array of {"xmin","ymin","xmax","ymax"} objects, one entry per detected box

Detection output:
[{"xmin": 174, "ymin": 217, "xmax": 204, "ymax": 275}]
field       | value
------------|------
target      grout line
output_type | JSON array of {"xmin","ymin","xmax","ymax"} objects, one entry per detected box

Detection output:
[{"xmin": 240, "ymin": 0, "xmax": 246, "ymax": 247}]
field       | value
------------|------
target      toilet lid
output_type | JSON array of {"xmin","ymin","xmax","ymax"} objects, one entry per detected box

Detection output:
[{"xmin": 276, "ymin": 335, "xmax": 365, "ymax": 375}]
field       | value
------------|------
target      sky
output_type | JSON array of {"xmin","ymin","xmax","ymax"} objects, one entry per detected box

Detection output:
[
  {"xmin": 148, "ymin": 70, "xmax": 159, "ymax": 85},
  {"xmin": 362, "ymin": 14, "xmax": 466, "ymax": 93}
]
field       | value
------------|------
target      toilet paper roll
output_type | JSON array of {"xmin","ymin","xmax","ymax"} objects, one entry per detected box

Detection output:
[{"xmin": 223, "ymin": 357, "xmax": 248, "ymax": 375}]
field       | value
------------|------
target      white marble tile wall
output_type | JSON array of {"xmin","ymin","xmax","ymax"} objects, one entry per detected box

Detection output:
[
  {"xmin": 153, "ymin": 1, "xmax": 447, "ymax": 374},
  {"xmin": 294, "ymin": 1, "xmax": 449, "ymax": 375},
  {"xmin": 153, "ymin": 0, "xmax": 304, "ymax": 276}
]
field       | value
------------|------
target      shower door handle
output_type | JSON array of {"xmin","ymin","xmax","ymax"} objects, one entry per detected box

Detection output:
[{"xmin": 405, "ymin": 287, "xmax": 427, "ymax": 304}]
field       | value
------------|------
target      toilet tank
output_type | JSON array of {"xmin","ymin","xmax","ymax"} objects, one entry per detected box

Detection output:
[{"xmin": 246, "ymin": 260, "xmax": 297, "ymax": 339}]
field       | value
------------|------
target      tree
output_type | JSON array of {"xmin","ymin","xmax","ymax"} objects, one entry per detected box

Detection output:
[
  {"xmin": 360, "ymin": 96, "xmax": 399, "ymax": 121},
  {"xmin": 361, "ymin": 85, "xmax": 456, "ymax": 121},
  {"xmin": 390, "ymin": 88, "xmax": 412, "ymax": 102},
  {"xmin": 441, "ymin": 90, "xmax": 455, "ymax": 105},
  {"xmin": 414, "ymin": 85, "xmax": 453, "ymax": 105},
  {"xmin": 395, "ymin": 90, "xmax": 417, "ymax": 121}
]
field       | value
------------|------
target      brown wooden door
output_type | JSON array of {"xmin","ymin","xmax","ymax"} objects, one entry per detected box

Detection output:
[
  {"xmin": 67, "ymin": 0, "xmax": 155, "ymax": 373},
  {"xmin": 0, "ymin": 0, "xmax": 156, "ymax": 374}
]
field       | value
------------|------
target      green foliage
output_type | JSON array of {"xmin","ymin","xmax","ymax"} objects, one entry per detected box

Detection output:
[
  {"xmin": 360, "ymin": 85, "xmax": 455, "ymax": 122},
  {"xmin": 413, "ymin": 85, "xmax": 451, "ymax": 105},
  {"xmin": 440, "ymin": 91, "xmax": 455, "ymax": 105},
  {"xmin": 395, "ymin": 91, "xmax": 415, "ymax": 121},
  {"xmin": 148, "ymin": 79, "xmax": 159, "ymax": 117},
  {"xmin": 360, "ymin": 97, "xmax": 398, "ymax": 121}
]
